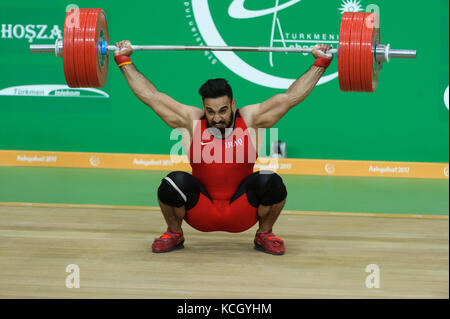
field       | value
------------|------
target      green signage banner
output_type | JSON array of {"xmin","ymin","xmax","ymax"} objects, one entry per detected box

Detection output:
[{"xmin": 0, "ymin": 0, "xmax": 448, "ymax": 162}]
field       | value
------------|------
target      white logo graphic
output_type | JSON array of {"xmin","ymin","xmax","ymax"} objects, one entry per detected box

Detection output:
[
  {"xmin": 228, "ymin": 0, "xmax": 301, "ymax": 19},
  {"xmin": 365, "ymin": 264, "xmax": 380, "ymax": 288},
  {"xmin": 190, "ymin": 0, "xmax": 338, "ymax": 89},
  {"xmin": 338, "ymin": 0, "xmax": 364, "ymax": 14},
  {"xmin": 325, "ymin": 163, "xmax": 336, "ymax": 174},
  {"xmin": 65, "ymin": 264, "xmax": 80, "ymax": 288},
  {"xmin": 16, "ymin": 155, "xmax": 57, "ymax": 163},
  {"xmin": 89, "ymin": 156, "xmax": 100, "ymax": 167},
  {"xmin": 0, "ymin": 85, "xmax": 109, "ymax": 98},
  {"xmin": 444, "ymin": 167, "xmax": 449, "ymax": 177},
  {"xmin": 133, "ymin": 158, "xmax": 162, "ymax": 167},
  {"xmin": 369, "ymin": 165, "xmax": 410, "ymax": 174},
  {"xmin": 201, "ymin": 141, "xmax": 213, "ymax": 146},
  {"xmin": 133, "ymin": 158, "xmax": 174, "ymax": 167},
  {"xmin": 444, "ymin": 85, "xmax": 449, "ymax": 110}
]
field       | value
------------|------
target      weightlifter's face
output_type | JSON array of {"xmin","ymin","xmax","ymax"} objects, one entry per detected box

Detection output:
[{"xmin": 203, "ymin": 96, "xmax": 235, "ymax": 132}]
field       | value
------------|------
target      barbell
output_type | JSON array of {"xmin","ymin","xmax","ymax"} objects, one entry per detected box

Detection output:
[{"xmin": 29, "ymin": 8, "xmax": 417, "ymax": 92}]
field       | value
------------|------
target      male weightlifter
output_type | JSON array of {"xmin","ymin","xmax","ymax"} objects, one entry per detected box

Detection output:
[{"xmin": 114, "ymin": 40, "xmax": 333, "ymax": 255}]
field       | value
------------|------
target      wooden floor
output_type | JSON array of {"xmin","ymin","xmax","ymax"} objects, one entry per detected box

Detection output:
[{"xmin": 0, "ymin": 205, "xmax": 448, "ymax": 298}]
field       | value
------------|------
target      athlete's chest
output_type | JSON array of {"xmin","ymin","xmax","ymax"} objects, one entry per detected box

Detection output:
[{"xmin": 191, "ymin": 126, "xmax": 254, "ymax": 162}]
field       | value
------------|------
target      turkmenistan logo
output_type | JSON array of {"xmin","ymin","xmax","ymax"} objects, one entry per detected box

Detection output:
[
  {"xmin": 0, "ymin": 85, "xmax": 109, "ymax": 98},
  {"xmin": 186, "ymin": 0, "xmax": 365, "ymax": 89},
  {"xmin": 338, "ymin": 0, "xmax": 363, "ymax": 14}
]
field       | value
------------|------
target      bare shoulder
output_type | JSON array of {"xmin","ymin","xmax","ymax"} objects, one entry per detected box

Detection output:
[
  {"xmin": 179, "ymin": 106, "xmax": 203, "ymax": 152},
  {"xmin": 239, "ymin": 103, "xmax": 261, "ymax": 128},
  {"xmin": 182, "ymin": 105, "xmax": 204, "ymax": 129},
  {"xmin": 186, "ymin": 106, "xmax": 204, "ymax": 121}
]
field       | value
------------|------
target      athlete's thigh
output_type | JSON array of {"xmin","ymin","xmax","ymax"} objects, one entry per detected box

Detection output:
[
  {"xmin": 223, "ymin": 173, "xmax": 261, "ymax": 233},
  {"xmin": 224, "ymin": 194, "xmax": 258, "ymax": 233},
  {"xmin": 184, "ymin": 193, "xmax": 225, "ymax": 232}
]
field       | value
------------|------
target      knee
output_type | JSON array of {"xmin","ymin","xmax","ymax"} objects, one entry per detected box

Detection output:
[
  {"xmin": 157, "ymin": 171, "xmax": 200, "ymax": 209},
  {"xmin": 257, "ymin": 171, "xmax": 287, "ymax": 206}
]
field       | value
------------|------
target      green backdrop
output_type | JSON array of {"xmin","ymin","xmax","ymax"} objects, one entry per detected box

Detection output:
[{"xmin": 0, "ymin": 0, "xmax": 448, "ymax": 163}]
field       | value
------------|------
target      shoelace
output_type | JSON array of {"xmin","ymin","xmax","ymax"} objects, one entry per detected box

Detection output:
[
  {"xmin": 267, "ymin": 236, "xmax": 282, "ymax": 247},
  {"xmin": 159, "ymin": 232, "xmax": 181, "ymax": 240},
  {"xmin": 258, "ymin": 233, "xmax": 282, "ymax": 243}
]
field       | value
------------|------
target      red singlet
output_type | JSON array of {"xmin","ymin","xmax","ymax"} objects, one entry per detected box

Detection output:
[{"xmin": 185, "ymin": 110, "xmax": 259, "ymax": 232}]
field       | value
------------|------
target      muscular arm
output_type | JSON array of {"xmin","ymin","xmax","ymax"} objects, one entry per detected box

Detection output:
[
  {"xmin": 119, "ymin": 64, "xmax": 196, "ymax": 128},
  {"xmin": 115, "ymin": 41, "xmax": 201, "ymax": 129},
  {"xmin": 241, "ymin": 44, "xmax": 332, "ymax": 128}
]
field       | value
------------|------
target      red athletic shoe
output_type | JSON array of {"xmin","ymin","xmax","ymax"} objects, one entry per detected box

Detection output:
[
  {"xmin": 254, "ymin": 230, "xmax": 285, "ymax": 255},
  {"xmin": 152, "ymin": 229, "xmax": 185, "ymax": 253}
]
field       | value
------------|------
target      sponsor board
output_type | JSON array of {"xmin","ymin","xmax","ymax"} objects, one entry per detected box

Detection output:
[
  {"xmin": 184, "ymin": 0, "xmax": 374, "ymax": 89},
  {"xmin": 0, "ymin": 85, "xmax": 109, "ymax": 98},
  {"xmin": 0, "ymin": 150, "xmax": 448, "ymax": 179},
  {"xmin": 1, "ymin": 23, "xmax": 62, "ymax": 43}
]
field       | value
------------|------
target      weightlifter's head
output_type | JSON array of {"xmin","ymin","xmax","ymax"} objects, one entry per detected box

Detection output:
[{"xmin": 199, "ymin": 78, "xmax": 235, "ymax": 134}]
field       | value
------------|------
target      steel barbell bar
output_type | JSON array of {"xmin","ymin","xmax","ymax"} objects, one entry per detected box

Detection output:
[{"xmin": 30, "ymin": 42, "xmax": 417, "ymax": 60}]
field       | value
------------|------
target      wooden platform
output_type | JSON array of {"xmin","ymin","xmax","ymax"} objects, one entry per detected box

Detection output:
[{"xmin": 0, "ymin": 205, "xmax": 448, "ymax": 298}]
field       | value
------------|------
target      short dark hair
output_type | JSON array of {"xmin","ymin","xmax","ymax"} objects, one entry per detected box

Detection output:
[{"xmin": 198, "ymin": 78, "xmax": 233, "ymax": 101}]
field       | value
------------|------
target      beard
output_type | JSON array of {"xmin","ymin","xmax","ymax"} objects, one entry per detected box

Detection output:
[{"xmin": 206, "ymin": 111, "xmax": 234, "ymax": 137}]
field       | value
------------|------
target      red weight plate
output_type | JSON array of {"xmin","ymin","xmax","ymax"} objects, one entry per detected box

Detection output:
[
  {"xmin": 73, "ymin": 9, "xmax": 85, "ymax": 87},
  {"xmin": 72, "ymin": 10, "xmax": 79, "ymax": 87},
  {"xmin": 100, "ymin": 9, "xmax": 109, "ymax": 87},
  {"xmin": 88, "ymin": 9, "xmax": 101, "ymax": 87},
  {"xmin": 347, "ymin": 13, "xmax": 356, "ymax": 91},
  {"xmin": 338, "ymin": 13, "xmax": 348, "ymax": 91},
  {"xmin": 93, "ymin": 9, "xmax": 109, "ymax": 87},
  {"xmin": 84, "ymin": 9, "xmax": 97, "ymax": 87},
  {"xmin": 337, "ymin": 13, "xmax": 345, "ymax": 90},
  {"xmin": 74, "ymin": 9, "xmax": 89, "ymax": 87},
  {"xmin": 72, "ymin": 9, "xmax": 80, "ymax": 87},
  {"xmin": 63, "ymin": 9, "xmax": 77, "ymax": 87},
  {"xmin": 84, "ymin": 9, "xmax": 109, "ymax": 87},
  {"xmin": 359, "ymin": 13, "xmax": 369, "ymax": 92},
  {"xmin": 81, "ymin": 9, "xmax": 91, "ymax": 88},
  {"xmin": 361, "ymin": 13, "xmax": 372, "ymax": 92},
  {"xmin": 357, "ymin": 13, "xmax": 367, "ymax": 91},
  {"xmin": 338, "ymin": 12, "xmax": 354, "ymax": 92},
  {"xmin": 347, "ymin": 13, "xmax": 356, "ymax": 92},
  {"xmin": 345, "ymin": 13, "xmax": 355, "ymax": 92},
  {"xmin": 344, "ymin": 13, "xmax": 355, "ymax": 92},
  {"xmin": 71, "ymin": 9, "xmax": 82, "ymax": 88},
  {"xmin": 361, "ymin": 12, "xmax": 380, "ymax": 92},
  {"xmin": 349, "ymin": 13, "xmax": 365, "ymax": 92},
  {"xmin": 370, "ymin": 13, "xmax": 380, "ymax": 92}
]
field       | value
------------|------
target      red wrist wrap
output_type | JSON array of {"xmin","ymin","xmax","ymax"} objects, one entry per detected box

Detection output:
[
  {"xmin": 114, "ymin": 55, "xmax": 132, "ymax": 67},
  {"xmin": 314, "ymin": 57, "xmax": 332, "ymax": 69}
]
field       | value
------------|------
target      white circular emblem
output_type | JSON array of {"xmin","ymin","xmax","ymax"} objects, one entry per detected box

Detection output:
[
  {"xmin": 191, "ymin": 0, "xmax": 339, "ymax": 89},
  {"xmin": 325, "ymin": 163, "xmax": 336, "ymax": 174},
  {"xmin": 89, "ymin": 156, "xmax": 100, "ymax": 167}
]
